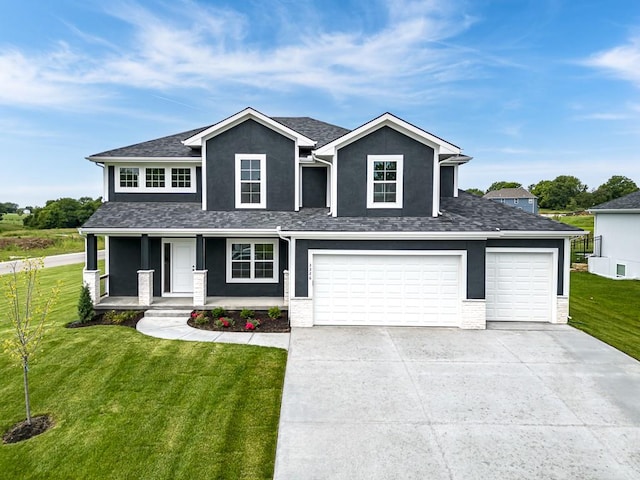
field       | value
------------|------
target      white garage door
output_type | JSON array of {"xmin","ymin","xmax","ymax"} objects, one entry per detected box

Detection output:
[
  {"xmin": 486, "ymin": 251, "xmax": 554, "ymax": 322},
  {"xmin": 313, "ymin": 253, "xmax": 461, "ymax": 326}
]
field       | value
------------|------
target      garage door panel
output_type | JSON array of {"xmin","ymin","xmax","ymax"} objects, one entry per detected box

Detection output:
[
  {"xmin": 486, "ymin": 252, "xmax": 553, "ymax": 322},
  {"xmin": 313, "ymin": 254, "xmax": 461, "ymax": 326}
]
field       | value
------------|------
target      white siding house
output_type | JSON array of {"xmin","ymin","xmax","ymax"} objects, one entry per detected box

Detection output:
[{"xmin": 588, "ymin": 190, "xmax": 640, "ymax": 279}]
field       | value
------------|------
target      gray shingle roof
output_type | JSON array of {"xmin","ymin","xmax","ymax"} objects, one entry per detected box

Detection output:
[
  {"xmin": 88, "ymin": 117, "xmax": 350, "ymax": 158},
  {"xmin": 590, "ymin": 190, "xmax": 640, "ymax": 210},
  {"xmin": 483, "ymin": 187, "xmax": 536, "ymax": 199},
  {"xmin": 82, "ymin": 191, "xmax": 581, "ymax": 233}
]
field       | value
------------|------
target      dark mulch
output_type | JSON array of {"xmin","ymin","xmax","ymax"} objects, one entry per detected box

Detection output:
[
  {"xmin": 188, "ymin": 309, "xmax": 290, "ymax": 333},
  {"xmin": 65, "ymin": 310, "xmax": 145, "ymax": 329},
  {"xmin": 2, "ymin": 415, "xmax": 53, "ymax": 444}
]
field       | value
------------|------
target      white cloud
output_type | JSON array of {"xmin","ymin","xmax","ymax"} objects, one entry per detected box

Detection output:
[
  {"xmin": 0, "ymin": 0, "xmax": 496, "ymax": 110},
  {"xmin": 583, "ymin": 36, "xmax": 640, "ymax": 86}
]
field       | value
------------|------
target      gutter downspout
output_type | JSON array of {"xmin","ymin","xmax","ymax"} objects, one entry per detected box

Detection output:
[{"xmin": 276, "ymin": 226, "xmax": 292, "ymax": 306}]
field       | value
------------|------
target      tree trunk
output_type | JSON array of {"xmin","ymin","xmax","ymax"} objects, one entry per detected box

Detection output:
[{"xmin": 23, "ymin": 361, "xmax": 31, "ymax": 425}]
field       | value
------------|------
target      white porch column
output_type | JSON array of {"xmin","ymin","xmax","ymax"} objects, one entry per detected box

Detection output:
[
  {"xmin": 283, "ymin": 269, "xmax": 290, "ymax": 306},
  {"xmin": 193, "ymin": 270, "xmax": 207, "ymax": 307},
  {"xmin": 83, "ymin": 269, "xmax": 101, "ymax": 305},
  {"xmin": 138, "ymin": 270, "xmax": 154, "ymax": 306}
]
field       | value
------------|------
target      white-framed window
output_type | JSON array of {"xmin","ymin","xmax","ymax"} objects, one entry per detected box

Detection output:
[
  {"xmin": 235, "ymin": 154, "xmax": 266, "ymax": 208},
  {"xmin": 528, "ymin": 198, "xmax": 534, "ymax": 204},
  {"xmin": 616, "ymin": 263, "xmax": 626, "ymax": 277},
  {"xmin": 115, "ymin": 165, "xmax": 196, "ymax": 193},
  {"xmin": 366, "ymin": 155, "xmax": 403, "ymax": 208},
  {"xmin": 226, "ymin": 239, "xmax": 278, "ymax": 283},
  {"xmin": 514, "ymin": 198, "xmax": 519, "ymax": 204}
]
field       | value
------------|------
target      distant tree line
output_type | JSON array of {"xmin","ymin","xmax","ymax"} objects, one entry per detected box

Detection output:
[
  {"xmin": 467, "ymin": 175, "xmax": 638, "ymax": 210},
  {"xmin": 22, "ymin": 197, "xmax": 102, "ymax": 229}
]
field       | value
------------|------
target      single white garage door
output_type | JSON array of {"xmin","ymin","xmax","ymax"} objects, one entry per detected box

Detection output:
[
  {"xmin": 486, "ymin": 251, "xmax": 554, "ymax": 322},
  {"xmin": 312, "ymin": 253, "xmax": 461, "ymax": 326}
]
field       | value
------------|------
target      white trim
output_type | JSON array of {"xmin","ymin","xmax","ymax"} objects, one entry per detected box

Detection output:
[
  {"xmin": 563, "ymin": 237, "xmax": 570, "ymax": 296},
  {"xmin": 114, "ymin": 165, "xmax": 197, "ymax": 193},
  {"xmin": 453, "ymin": 165, "xmax": 459, "ymax": 198},
  {"xmin": 105, "ymin": 235, "xmax": 110, "ymax": 295},
  {"xmin": 161, "ymin": 238, "xmax": 196, "ymax": 297},
  {"xmin": 432, "ymin": 145, "xmax": 440, "ymax": 217},
  {"xmin": 331, "ymin": 155, "xmax": 338, "ymax": 216},
  {"xmin": 290, "ymin": 237, "xmax": 296, "ymax": 298},
  {"xmin": 89, "ymin": 156, "xmax": 200, "ymax": 163},
  {"xmin": 182, "ymin": 107, "xmax": 315, "ymax": 147},
  {"xmin": 201, "ymin": 139, "xmax": 207, "ymax": 210},
  {"xmin": 295, "ymin": 140, "xmax": 300, "ymax": 211},
  {"xmin": 225, "ymin": 238, "xmax": 279, "ymax": 283},
  {"xmin": 102, "ymin": 166, "xmax": 109, "ymax": 201},
  {"xmin": 235, "ymin": 154, "xmax": 267, "ymax": 209},
  {"xmin": 485, "ymin": 247, "xmax": 558, "ymax": 323},
  {"xmin": 589, "ymin": 208, "xmax": 640, "ymax": 214},
  {"xmin": 366, "ymin": 155, "xmax": 403, "ymax": 209},
  {"xmin": 315, "ymin": 113, "xmax": 460, "ymax": 158},
  {"xmin": 306, "ymin": 249, "xmax": 468, "ymax": 304}
]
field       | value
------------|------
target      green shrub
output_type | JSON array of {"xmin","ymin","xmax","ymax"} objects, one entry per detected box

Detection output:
[
  {"xmin": 78, "ymin": 284, "xmax": 94, "ymax": 323},
  {"xmin": 267, "ymin": 306, "xmax": 281, "ymax": 319},
  {"xmin": 103, "ymin": 310, "xmax": 139, "ymax": 325},
  {"xmin": 211, "ymin": 306, "xmax": 226, "ymax": 318},
  {"xmin": 240, "ymin": 308, "xmax": 255, "ymax": 319}
]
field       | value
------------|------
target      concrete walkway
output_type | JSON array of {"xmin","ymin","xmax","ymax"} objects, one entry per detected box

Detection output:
[
  {"xmin": 0, "ymin": 250, "xmax": 105, "ymax": 275},
  {"xmin": 136, "ymin": 315, "xmax": 290, "ymax": 350},
  {"xmin": 274, "ymin": 323, "xmax": 640, "ymax": 480}
]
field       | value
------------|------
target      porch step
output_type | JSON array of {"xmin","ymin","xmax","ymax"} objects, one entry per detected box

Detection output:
[{"xmin": 143, "ymin": 309, "xmax": 193, "ymax": 318}]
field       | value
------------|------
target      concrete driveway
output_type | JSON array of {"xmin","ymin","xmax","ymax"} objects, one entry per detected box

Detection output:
[{"xmin": 274, "ymin": 323, "xmax": 640, "ymax": 480}]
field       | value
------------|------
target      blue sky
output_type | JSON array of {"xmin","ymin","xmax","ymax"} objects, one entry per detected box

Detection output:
[{"xmin": 1, "ymin": 0, "xmax": 639, "ymax": 207}]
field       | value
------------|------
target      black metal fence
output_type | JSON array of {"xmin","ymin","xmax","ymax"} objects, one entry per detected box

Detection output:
[{"xmin": 570, "ymin": 233, "xmax": 601, "ymax": 263}]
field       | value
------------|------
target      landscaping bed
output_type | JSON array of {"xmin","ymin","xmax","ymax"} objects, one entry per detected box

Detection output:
[
  {"xmin": 66, "ymin": 310, "xmax": 144, "ymax": 329},
  {"xmin": 188, "ymin": 307, "xmax": 290, "ymax": 333}
]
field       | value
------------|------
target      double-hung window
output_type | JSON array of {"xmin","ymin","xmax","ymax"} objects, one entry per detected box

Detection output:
[
  {"xmin": 235, "ymin": 154, "xmax": 266, "ymax": 208},
  {"xmin": 227, "ymin": 239, "xmax": 278, "ymax": 283},
  {"xmin": 366, "ymin": 155, "xmax": 403, "ymax": 208}
]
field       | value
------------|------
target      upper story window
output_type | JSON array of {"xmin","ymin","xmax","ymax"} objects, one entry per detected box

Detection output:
[
  {"xmin": 115, "ymin": 165, "xmax": 196, "ymax": 193},
  {"xmin": 366, "ymin": 155, "xmax": 403, "ymax": 209},
  {"xmin": 513, "ymin": 198, "xmax": 519, "ymax": 204},
  {"xmin": 235, "ymin": 154, "xmax": 266, "ymax": 209}
]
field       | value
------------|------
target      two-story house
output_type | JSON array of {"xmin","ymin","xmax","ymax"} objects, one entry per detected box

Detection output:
[{"xmin": 80, "ymin": 108, "xmax": 583, "ymax": 329}]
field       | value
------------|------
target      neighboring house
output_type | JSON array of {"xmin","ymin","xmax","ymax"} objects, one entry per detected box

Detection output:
[
  {"xmin": 483, "ymin": 187, "xmax": 538, "ymax": 214},
  {"xmin": 80, "ymin": 107, "xmax": 582, "ymax": 329},
  {"xmin": 588, "ymin": 190, "xmax": 640, "ymax": 279}
]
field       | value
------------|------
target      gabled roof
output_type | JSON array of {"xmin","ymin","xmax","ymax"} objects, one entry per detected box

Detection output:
[
  {"xmin": 483, "ymin": 187, "xmax": 537, "ymax": 200},
  {"xmin": 181, "ymin": 107, "xmax": 316, "ymax": 148},
  {"xmin": 87, "ymin": 110, "xmax": 350, "ymax": 160},
  {"xmin": 590, "ymin": 190, "xmax": 640, "ymax": 211},
  {"xmin": 314, "ymin": 112, "xmax": 461, "ymax": 157},
  {"xmin": 81, "ymin": 192, "xmax": 581, "ymax": 235}
]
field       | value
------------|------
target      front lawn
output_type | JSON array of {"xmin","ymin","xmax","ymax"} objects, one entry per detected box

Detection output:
[
  {"xmin": 0, "ymin": 263, "xmax": 287, "ymax": 479},
  {"xmin": 570, "ymin": 271, "xmax": 640, "ymax": 361}
]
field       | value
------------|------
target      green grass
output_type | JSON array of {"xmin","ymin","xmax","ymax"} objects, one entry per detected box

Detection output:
[
  {"xmin": 0, "ymin": 229, "xmax": 104, "ymax": 262},
  {"xmin": 0, "ymin": 263, "xmax": 287, "ymax": 479},
  {"xmin": 554, "ymin": 214, "xmax": 594, "ymax": 233},
  {"xmin": 570, "ymin": 271, "xmax": 640, "ymax": 361}
]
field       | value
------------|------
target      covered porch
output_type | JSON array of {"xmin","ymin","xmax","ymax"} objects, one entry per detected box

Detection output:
[{"xmin": 94, "ymin": 295, "xmax": 287, "ymax": 311}]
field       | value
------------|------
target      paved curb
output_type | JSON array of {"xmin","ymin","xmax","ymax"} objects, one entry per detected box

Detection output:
[{"xmin": 136, "ymin": 316, "xmax": 290, "ymax": 350}]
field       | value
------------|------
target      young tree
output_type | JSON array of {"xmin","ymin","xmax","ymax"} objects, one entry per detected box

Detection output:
[
  {"xmin": 2, "ymin": 258, "xmax": 60, "ymax": 425},
  {"xmin": 465, "ymin": 188, "xmax": 485, "ymax": 196}
]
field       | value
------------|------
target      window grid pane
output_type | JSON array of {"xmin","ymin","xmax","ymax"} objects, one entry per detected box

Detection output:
[
  {"xmin": 372, "ymin": 161, "xmax": 398, "ymax": 203},
  {"xmin": 229, "ymin": 241, "xmax": 275, "ymax": 280},
  {"xmin": 146, "ymin": 168, "xmax": 165, "ymax": 188},
  {"xmin": 171, "ymin": 168, "xmax": 191, "ymax": 188},
  {"xmin": 119, "ymin": 168, "xmax": 139, "ymax": 188},
  {"xmin": 239, "ymin": 158, "xmax": 262, "ymax": 204}
]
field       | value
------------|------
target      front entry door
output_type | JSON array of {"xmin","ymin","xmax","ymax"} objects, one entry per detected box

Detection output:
[{"xmin": 165, "ymin": 239, "xmax": 196, "ymax": 294}]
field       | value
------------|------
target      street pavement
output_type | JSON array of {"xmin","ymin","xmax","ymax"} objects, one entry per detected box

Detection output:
[{"xmin": 0, "ymin": 250, "xmax": 105, "ymax": 275}]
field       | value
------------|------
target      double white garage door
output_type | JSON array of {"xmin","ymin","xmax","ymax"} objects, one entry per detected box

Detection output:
[{"xmin": 312, "ymin": 250, "xmax": 555, "ymax": 326}]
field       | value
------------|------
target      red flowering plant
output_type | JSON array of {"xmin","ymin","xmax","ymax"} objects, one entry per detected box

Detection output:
[
  {"xmin": 244, "ymin": 318, "xmax": 262, "ymax": 331},
  {"xmin": 214, "ymin": 317, "xmax": 234, "ymax": 328}
]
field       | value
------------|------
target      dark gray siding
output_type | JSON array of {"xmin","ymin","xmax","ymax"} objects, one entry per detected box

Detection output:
[
  {"xmin": 205, "ymin": 238, "xmax": 288, "ymax": 296},
  {"xmin": 486, "ymin": 239, "xmax": 565, "ymax": 295},
  {"xmin": 108, "ymin": 166, "xmax": 202, "ymax": 203},
  {"xmin": 206, "ymin": 119, "xmax": 295, "ymax": 211},
  {"xmin": 295, "ymin": 240, "xmax": 485, "ymax": 299},
  {"xmin": 108, "ymin": 237, "xmax": 161, "ymax": 296},
  {"xmin": 336, "ymin": 126, "xmax": 434, "ymax": 217},
  {"xmin": 302, "ymin": 167, "xmax": 327, "ymax": 207},
  {"xmin": 440, "ymin": 166, "xmax": 455, "ymax": 198}
]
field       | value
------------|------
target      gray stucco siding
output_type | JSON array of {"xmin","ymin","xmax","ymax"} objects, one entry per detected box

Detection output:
[
  {"xmin": 336, "ymin": 126, "xmax": 434, "ymax": 217},
  {"xmin": 294, "ymin": 239, "xmax": 485, "ymax": 299},
  {"xmin": 302, "ymin": 166, "xmax": 328, "ymax": 207},
  {"xmin": 440, "ymin": 166, "xmax": 455, "ymax": 198},
  {"xmin": 205, "ymin": 119, "xmax": 295, "ymax": 211},
  {"xmin": 205, "ymin": 238, "xmax": 287, "ymax": 296},
  {"xmin": 108, "ymin": 166, "xmax": 202, "ymax": 203},
  {"xmin": 486, "ymin": 239, "xmax": 565, "ymax": 295},
  {"xmin": 108, "ymin": 237, "xmax": 161, "ymax": 296}
]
